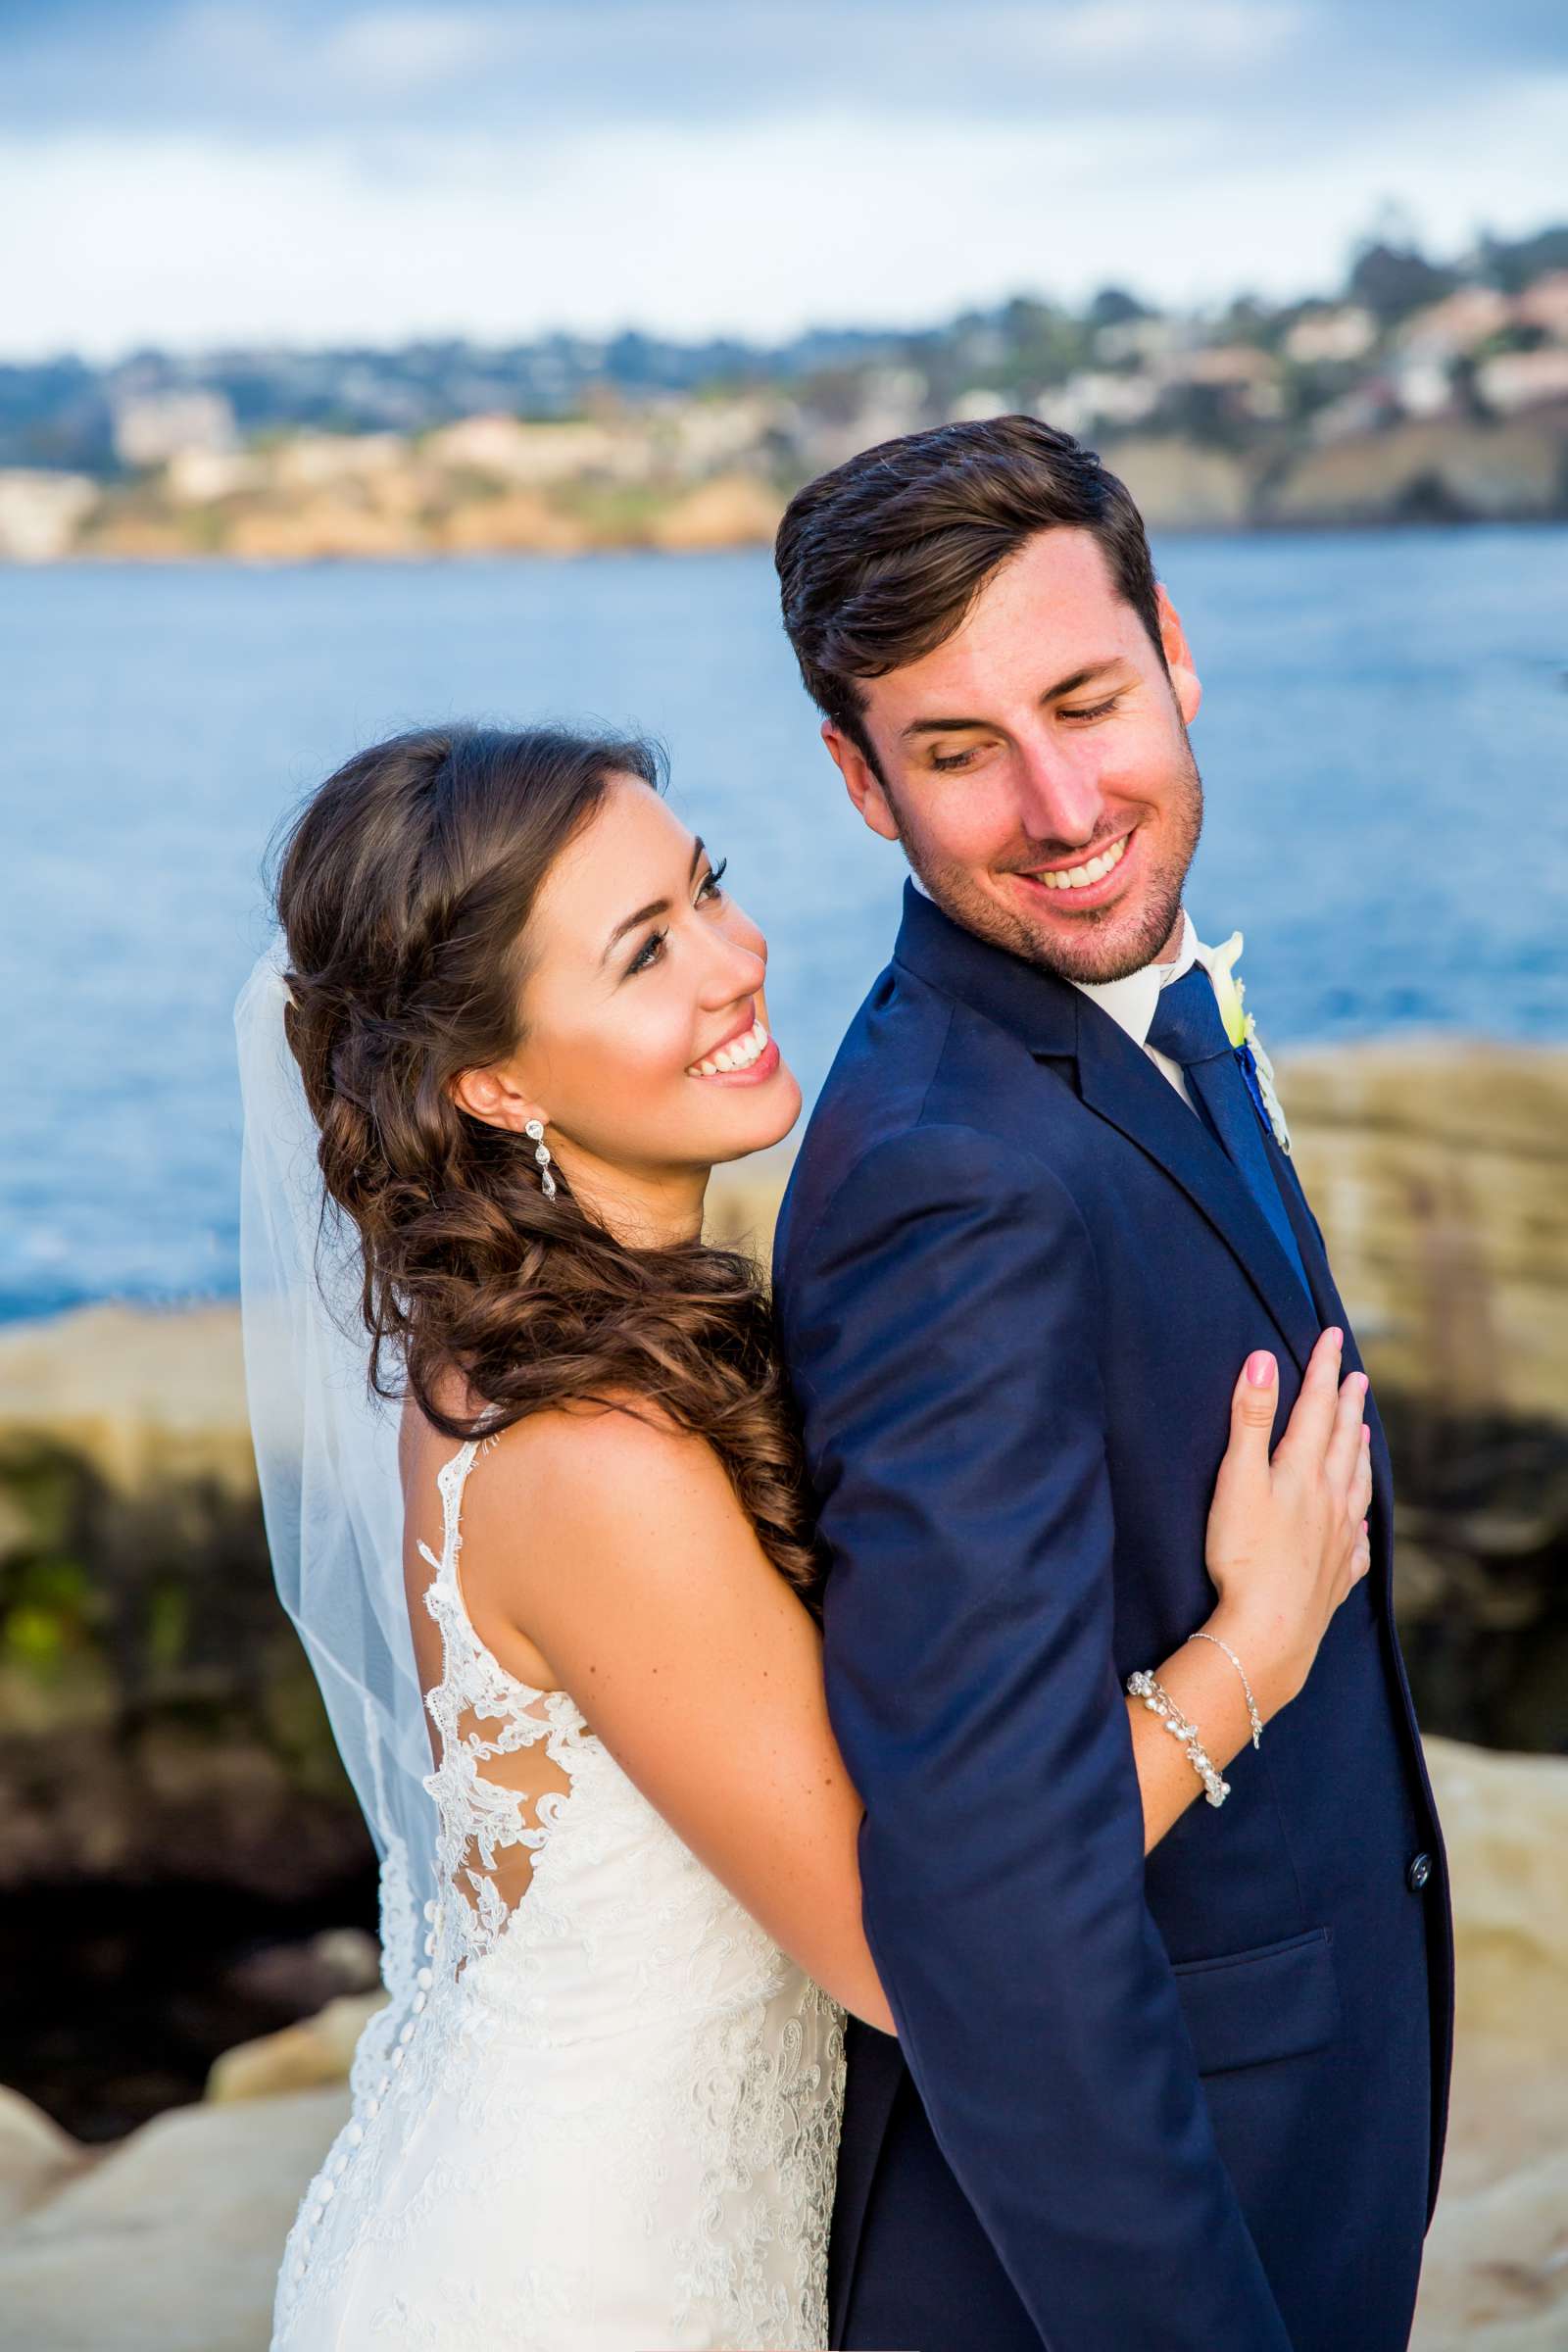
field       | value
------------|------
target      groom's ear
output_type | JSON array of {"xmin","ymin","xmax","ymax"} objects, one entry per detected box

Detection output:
[
  {"xmin": 1154, "ymin": 584, "xmax": 1202, "ymax": 726},
  {"xmin": 821, "ymin": 720, "xmax": 901, "ymax": 845}
]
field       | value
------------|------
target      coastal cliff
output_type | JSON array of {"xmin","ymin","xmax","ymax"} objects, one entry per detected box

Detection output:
[
  {"xmin": 7, "ymin": 227, "xmax": 1568, "ymax": 559},
  {"xmin": 7, "ymin": 410, "xmax": 1565, "ymax": 563}
]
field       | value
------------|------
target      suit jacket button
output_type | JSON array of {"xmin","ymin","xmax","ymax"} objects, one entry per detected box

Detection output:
[{"xmin": 1406, "ymin": 1851, "xmax": 1433, "ymax": 1891}]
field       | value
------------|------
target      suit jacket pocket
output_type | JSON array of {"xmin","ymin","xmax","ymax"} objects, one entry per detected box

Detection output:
[{"xmin": 1172, "ymin": 1926, "xmax": 1342, "ymax": 2077}]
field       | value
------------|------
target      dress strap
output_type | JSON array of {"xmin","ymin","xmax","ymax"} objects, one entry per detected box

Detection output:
[{"xmin": 416, "ymin": 1435, "xmax": 495, "ymax": 1590}]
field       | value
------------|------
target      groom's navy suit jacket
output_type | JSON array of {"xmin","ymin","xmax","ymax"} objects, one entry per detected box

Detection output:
[{"xmin": 773, "ymin": 883, "xmax": 1453, "ymax": 2352}]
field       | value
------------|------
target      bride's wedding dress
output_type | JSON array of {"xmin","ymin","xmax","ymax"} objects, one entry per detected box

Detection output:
[{"xmin": 271, "ymin": 1436, "xmax": 847, "ymax": 2351}]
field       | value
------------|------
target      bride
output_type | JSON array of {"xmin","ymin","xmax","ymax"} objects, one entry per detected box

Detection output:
[{"xmin": 235, "ymin": 722, "xmax": 1373, "ymax": 2351}]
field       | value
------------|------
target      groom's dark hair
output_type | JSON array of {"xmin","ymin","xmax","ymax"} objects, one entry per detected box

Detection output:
[{"xmin": 774, "ymin": 414, "xmax": 1166, "ymax": 783}]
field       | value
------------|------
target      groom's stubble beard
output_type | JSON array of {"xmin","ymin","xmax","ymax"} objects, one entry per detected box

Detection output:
[{"xmin": 891, "ymin": 719, "xmax": 1205, "ymax": 988}]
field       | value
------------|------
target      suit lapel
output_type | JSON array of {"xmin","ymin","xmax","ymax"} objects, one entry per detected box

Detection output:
[
  {"xmin": 1269, "ymin": 1136, "xmax": 1396, "ymax": 1538},
  {"xmin": 1071, "ymin": 991, "xmax": 1323, "ymax": 1377},
  {"xmin": 1269, "ymin": 1138, "xmax": 1345, "ymax": 1339},
  {"xmin": 891, "ymin": 880, "xmax": 1322, "ymax": 1377}
]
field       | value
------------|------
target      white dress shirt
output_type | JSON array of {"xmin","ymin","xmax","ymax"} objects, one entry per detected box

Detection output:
[{"xmin": 1072, "ymin": 906, "xmax": 1208, "ymax": 1113}]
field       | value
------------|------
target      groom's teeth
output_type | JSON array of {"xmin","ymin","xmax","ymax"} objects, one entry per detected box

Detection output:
[
  {"xmin": 688, "ymin": 1019, "xmax": 768, "ymax": 1077},
  {"xmin": 1038, "ymin": 836, "xmax": 1127, "ymax": 892}
]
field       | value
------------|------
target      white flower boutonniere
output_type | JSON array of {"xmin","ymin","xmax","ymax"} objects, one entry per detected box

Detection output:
[
  {"xmin": 1204, "ymin": 930, "xmax": 1293, "ymax": 1156},
  {"xmin": 1207, "ymin": 931, "xmax": 1249, "ymax": 1047}
]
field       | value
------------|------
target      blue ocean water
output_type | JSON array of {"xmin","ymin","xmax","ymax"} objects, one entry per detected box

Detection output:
[{"xmin": 2, "ymin": 526, "xmax": 1565, "ymax": 1326}]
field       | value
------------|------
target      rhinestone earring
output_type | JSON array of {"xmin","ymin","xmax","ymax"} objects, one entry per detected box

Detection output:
[{"xmin": 523, "ymin": 1117, "xmax": 558, "ymax": 1200}]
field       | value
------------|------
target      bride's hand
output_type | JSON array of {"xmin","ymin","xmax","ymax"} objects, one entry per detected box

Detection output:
[{"xmin": 1202, "ymin": 1329, "xmax": 1373, "ymax": 1724}]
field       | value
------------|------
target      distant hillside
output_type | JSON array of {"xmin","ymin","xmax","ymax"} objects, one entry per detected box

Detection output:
[
  {"xmin": 4, "ymin": 220, "xmax": 1565, "ymax": 472},
  {"xmin": 2, "ymin": 220, "xmax": 1566, "ymax": 555}
]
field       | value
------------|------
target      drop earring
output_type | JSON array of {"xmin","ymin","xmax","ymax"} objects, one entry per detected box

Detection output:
[{"xmin": 523, "ymin": 1117, "xmax": 558, "ymax": 1200}]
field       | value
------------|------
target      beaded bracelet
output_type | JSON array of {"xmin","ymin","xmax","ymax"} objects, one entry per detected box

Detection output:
[
  {"xmin": 1187, "ymin": 1630, "xmax": 1263, "ymax": 1748},
  {"xmin": 1126, "ymin": 1668, "xmax": 1231, "ymax": 1808}
]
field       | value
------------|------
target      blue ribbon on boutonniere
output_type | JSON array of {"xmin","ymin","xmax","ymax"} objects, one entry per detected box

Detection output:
[
  {"xmin": 1237, "ymin": 1037, "xmax": 1272, "ymax": 1126},
  {"xmin": 1207, "ymin": 933, "xmax": 1293, "ymax": 1156}
]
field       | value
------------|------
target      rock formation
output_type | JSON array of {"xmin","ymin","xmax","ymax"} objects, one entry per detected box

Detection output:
[{"xmin": 0, "ymin": 1736, "xmax": 1560, "ymax": 2347}]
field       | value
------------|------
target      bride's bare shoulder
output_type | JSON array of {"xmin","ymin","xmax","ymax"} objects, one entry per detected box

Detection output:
[
  {"xmin": 402, "ymin": 1378, "xmax": 726, "ymax": 1535},
  {"xmin": 492, "ymin": 1394, "xmax": 721, "ymax": 1503}
]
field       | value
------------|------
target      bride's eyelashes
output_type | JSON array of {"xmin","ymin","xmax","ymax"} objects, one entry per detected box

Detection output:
[{"xmin": 623, "ymin": 857, "xmax": 729, "ymax": 977}]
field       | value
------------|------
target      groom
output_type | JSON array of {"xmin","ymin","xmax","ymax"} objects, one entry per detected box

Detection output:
[{"xmin": 770, "ymin": 416, "xmax": 1452, "ymax": 2351}]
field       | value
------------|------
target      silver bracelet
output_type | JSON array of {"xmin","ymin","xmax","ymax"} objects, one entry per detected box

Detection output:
[
  {"xmin": 1187, "ymin": 1631, "xmax": 1263, "ymax": 1749},
  {"xmin": 1126, "ymin": 1669, "xmax": 1231, "ymax": 1808}
]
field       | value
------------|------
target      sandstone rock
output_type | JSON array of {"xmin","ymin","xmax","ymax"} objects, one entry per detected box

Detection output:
[
  {"xmin": 1412, "ymin": 2038, "xmax": 1568, "ymax": 2349},
  {"xmin": 226, "ymin": 499, "xmax": 427, "ymax": 561},
  {"xmin": 207, "ymin": 1991, "xmax": 384, "ymax": 2104},
  {"xmin": 704, "ymin": 1145, "xmax": 797, "ymax": 1255},
  {"xmin": 0, "ymin": 1301, "xmax": 366, "ymax": 1897},
  {"xmin": 0, "ymin": 2084, "xmax": 345, "ymax": 2351},
  {"xmin": 76, "ymin": 517, "xmax": 196, "ymax": 560},
  {"xmin": 1413, "ymin": 2147, "xmax": 1568, "ymax": 2348},
  {"xmin": 439, "ymin": 490, "xmax": 590, "ymax": 554},
  {"xmin": 0, "ymin": 1299, "xmax": 253, "ymax": 1500},
  {"xmin": 647, "ymin": 471, "xmax": 785, "ymax": 550},
  {"xmin": 1409, "ymin": 1742, "xmax": 1568, "ymax": 2343},
  {"xmin": 0, "ymin": 2087, "xmax": 91, "ymax": 2228},
  {"xmin": 1277, "ymin": 1045, "xmax": 1568, "ymax": 1431},
  {"xmin": 1258, "ymin": 415, "xmax": 1567, "ymax": 525},
  {"xmin": 1278, "ymin": 1047, "xmax": 1568, "ymax": 1750},
  {"xmin": 1095, "ymin": 435, "xmax": 1253, "ymax": 528},
  {"xmin": 1421, "ymin": 1738, "xmax": 1568, "ymax": 2052}
]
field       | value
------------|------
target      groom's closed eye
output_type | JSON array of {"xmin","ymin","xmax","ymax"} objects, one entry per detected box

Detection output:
[{"xmin": 928, "ymin": 702, "xmax": 1123, "ymax": 771}]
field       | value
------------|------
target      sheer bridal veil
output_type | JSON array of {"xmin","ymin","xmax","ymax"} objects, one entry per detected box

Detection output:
[{"xmin": 233, "ymin": 935, "xmax": 436, "ymax": 1996}]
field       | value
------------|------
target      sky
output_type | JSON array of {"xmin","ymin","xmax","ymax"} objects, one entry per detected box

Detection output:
[{"xmin": 1, "ymin": 0, "xmax": 1563, "ymax": 361}]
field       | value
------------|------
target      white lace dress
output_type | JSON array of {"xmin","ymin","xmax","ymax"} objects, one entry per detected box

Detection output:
[{"xmin": 271, "ymin": 1437, "xmax": 847, "ymax": 2351}]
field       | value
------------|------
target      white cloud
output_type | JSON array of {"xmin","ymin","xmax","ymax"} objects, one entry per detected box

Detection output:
[
  {"xmin": 1043, "ymin": 0, "xmax": 1303, "ymax": 65},
  {"xmin": 0, "ymin": 71, "xmax": 1560, "ymax": 360},
  {"xmin": 319, "ymin": 6, "xmax": 504, "ymax": 92}
]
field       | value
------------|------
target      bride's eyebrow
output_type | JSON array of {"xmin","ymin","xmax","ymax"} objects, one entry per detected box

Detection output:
[{"xmin": 600, "ymin": 837, "xmax": 706, "ymax": 964}]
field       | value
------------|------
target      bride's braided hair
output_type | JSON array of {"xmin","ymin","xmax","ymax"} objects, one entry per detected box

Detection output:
[{"xmin": 271, "ymin": 722, "xmax": 821, "ymax": 1599}]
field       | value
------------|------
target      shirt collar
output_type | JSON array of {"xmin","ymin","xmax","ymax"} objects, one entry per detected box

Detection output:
[
  {"xmin": 1072, "ymin": 906, "xmax": 1200, "ymax": 1048},
  {"xmin": 904, "ymin": 871, "xmax": 1218, "ymax": 1052}
]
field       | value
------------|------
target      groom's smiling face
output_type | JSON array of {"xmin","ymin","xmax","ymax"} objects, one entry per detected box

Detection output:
[{"xmin": 822, "ymin": 526, "xmax": 1206, "ymax": 985}]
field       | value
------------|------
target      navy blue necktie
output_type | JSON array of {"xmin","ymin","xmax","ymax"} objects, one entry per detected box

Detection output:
[{"xmin": 1146, "ymin": 967, "xmax": 1313, "ymax": 1303}]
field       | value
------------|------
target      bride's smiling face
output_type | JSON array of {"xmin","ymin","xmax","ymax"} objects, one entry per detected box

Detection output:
[{"xmin": 492, "ymin": 775, "xmax": 801, "ymax": 1203}]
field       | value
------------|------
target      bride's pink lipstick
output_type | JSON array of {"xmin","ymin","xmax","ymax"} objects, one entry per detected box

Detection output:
[
  {"xmin": 697, "ymin": 1035, "xmax": 781, "ymax": 1087},
  {"xmin": 685, "ymin": 1004, "xmax": 782, "ymax": 1086}
]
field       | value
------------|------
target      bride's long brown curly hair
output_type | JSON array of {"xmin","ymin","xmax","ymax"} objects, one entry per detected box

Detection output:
[{"xmin": 271, "ymin": 722, "xmax": 821, "ymax": 1598}]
